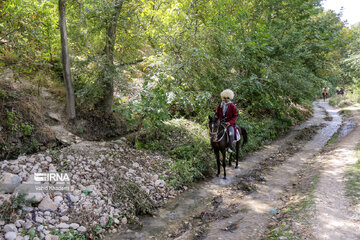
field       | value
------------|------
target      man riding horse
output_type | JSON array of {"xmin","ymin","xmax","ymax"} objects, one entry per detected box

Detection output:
[
  {"xmin": 322, "ymin": 87, "xmax": 328, "ymax": 101},
  {"xmin": 214, "ymin": 89, "xmax": 238, "ymax": 153}
]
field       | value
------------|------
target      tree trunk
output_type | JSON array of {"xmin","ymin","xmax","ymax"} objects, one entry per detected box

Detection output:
[
  {"xmin": 101, "ymin": 0, "xmax": 124, "ymax": 116},
  {"xmin": 59, "ymin": 0, "xmax": 76, "ymax": 120}
]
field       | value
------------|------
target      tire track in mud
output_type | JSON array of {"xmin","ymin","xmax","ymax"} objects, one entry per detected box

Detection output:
[{"xmin": 109, "ymin": 101, "xmax": 341, "ymax": 240}]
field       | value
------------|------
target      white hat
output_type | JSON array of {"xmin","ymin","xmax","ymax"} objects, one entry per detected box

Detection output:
[{"xmin": 220, "ymin": 89, "xmax": 234, "ymax": 100}]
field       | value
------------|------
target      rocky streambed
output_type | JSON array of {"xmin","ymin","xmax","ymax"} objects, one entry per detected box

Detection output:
[{"xmin": 0, "ymin": 139, "xmax": 185, "ymax": 240}]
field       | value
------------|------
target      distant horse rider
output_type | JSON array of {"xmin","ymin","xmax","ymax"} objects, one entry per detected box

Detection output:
[
  {"xmin": 336, "ymin": 88, "xmax": 345, "ymax": 95},
  {"xmin": 322, "ymin": 87, "xmax": 328, "ymax": 101},
  {"xmin": 340, "ymin": 88, "xmax": 344, "ymax": 95},
  {"xmin": 215, "ymin": 89, "xmax": 238, "ymax": 153}
]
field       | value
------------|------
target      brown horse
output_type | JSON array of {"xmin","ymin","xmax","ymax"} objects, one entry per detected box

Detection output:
[
  {"xmin": 322, "ymin": 88, "xmax": 328, "ymax": 101},
  {"xmin": 208, "ymin": 115, "xmax": 248, "ymax": 179}
]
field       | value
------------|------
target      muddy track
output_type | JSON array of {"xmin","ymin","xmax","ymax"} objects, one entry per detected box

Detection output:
[
  {"xmin": 311, "ymin": 105, "xmax": 360, "ymax": 240},
  {"xmin": 108, "ymin": 101, "xmax": 343, "ymax": 240}
]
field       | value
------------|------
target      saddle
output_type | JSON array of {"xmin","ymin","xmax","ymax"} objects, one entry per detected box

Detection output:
[
  {"xmin": 220, "ymin": 119, "xmax": 241, "ymax": 142},
  {"xmin": 234, "ymin": 126, "xmax": 241, "ymax": 142},
  {"xmin": 235, "ymin": 126, "xmax": 241, "ymax": 141}
]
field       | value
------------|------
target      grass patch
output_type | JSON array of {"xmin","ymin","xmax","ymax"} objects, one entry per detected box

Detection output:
[
  {"xmin": 329, "ymin": 94, "xmax": 357, "ymax": 108},
  {"xmin": 265, "ymin": 172, "xmax": 319, "ymax": 240},
  {"xmin": 344, "ymin": 143, "xmax": 360, "ymax": 207},
  {"xmin": 280, "ymin": 175, "xmax": 318, "ymax": 220},
  {"xmin": 326, "ymin": 127, "xmax": 341, "ymax": 146},
  {"xmin": 265, "ymin": 224, "xmax": 301, "ymax": 240},
  {"xmin": 339, "ymin": 109, "xmax": 353, "ymax": 118}
]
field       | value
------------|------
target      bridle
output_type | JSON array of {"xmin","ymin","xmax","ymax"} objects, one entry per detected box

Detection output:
[{"xmin": 209, "ymin": 119, "xmax": 227, "ymax": 142}]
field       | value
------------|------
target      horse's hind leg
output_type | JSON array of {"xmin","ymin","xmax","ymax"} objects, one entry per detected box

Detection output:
[
  {"xmin": 235, "ymin": 141, "xmax": 240, "ymax": 168},
  {"xmin": 214, "ymin": 149, "xmax": 220, "ymax": 177},
  {"xmin": 229, "ymin": 152, "xmax": 232, "ymax": 167},
  {"xmin": 221, "ymin": 150, "xmax": 226, "ymax": 179}
]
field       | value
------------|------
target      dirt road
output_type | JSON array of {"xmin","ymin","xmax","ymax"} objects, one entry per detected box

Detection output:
[
  {"xmin": 110, "ymin": 100, "xmax": 360, "ymax": 240},
  {"xmin": 312, "ymin": 104, "xmax": 360, "ymax": 240}
]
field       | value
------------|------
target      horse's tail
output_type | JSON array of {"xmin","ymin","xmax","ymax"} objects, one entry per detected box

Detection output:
[{"xmin": 240, "ymin": 127, "xmax": 248, "ymax": 146}]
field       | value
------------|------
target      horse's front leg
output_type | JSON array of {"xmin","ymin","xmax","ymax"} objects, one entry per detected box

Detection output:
[
  {"xmin": 214, "ymin": 148, "xmax": 220, "ymax": 177},
  {"xmin": 221, "ymin": 149, "xmax": 226, "ymax": 179}
]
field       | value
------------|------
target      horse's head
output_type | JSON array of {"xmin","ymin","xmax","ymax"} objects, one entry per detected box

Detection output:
[{"xmin": 208, "ymin": 115, "xmax": 220, "ymax": 138}]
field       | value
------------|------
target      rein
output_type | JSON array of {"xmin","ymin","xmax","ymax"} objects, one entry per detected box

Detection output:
[{"xmin": 210, "ymin": 122, "xmax": 227, "ymax": 143}]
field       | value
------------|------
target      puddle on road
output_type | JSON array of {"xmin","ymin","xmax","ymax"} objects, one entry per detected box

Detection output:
[
  {"xmin": 337, "ymin": 119, "xmax": 356, "ymax": 142},
  {"xmin": 108, "ymin": 101, "xmax": 346, "ymax": 240},
  {"xmin": 303, "ymin": 102, "xmax": 342, "ymax": 152}
]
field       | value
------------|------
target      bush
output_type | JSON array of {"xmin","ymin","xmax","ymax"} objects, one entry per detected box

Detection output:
[{"xmin": 135, "ymin": 118, "xmax": 214, "ymax": 188}]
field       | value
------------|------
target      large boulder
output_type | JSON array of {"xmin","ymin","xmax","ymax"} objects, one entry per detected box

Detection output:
[
  {"xmin": 0, "ymin": 172, "xmax": 22, "ymax": 193},
  {"xmin": 24, "ymin": 192, "xmax": 44, "ymax": 203}
]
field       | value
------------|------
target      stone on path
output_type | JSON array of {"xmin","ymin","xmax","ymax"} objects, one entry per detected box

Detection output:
[{"xmin": 38, "ymin": 196, "xmax": 58, "ymax": 211}]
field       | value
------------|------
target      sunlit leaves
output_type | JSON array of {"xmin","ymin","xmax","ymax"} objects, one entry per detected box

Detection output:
[{"xmin": 2, "ymin": 0, "xmax": 357, "ymax": 123}]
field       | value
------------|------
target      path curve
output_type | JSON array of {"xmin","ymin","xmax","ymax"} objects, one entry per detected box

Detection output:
[
  {"xmin": 110, "ymin": 100, "xmax": 344, "ymax": 240},
  {"xmin": 312, "ymin": 104, "xmax": 360, "ymax": 240},
  {"xmin": 202, "ymin": 101, "xmax": 341, "ymax": 240}
]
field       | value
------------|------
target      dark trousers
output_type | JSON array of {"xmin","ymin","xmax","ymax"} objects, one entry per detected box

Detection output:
[{"xmin": 228, "ymin": 125, "xmax": 235, "ymax": 149}]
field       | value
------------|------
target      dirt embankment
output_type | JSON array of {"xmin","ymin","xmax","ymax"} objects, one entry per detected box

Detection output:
[
  {"xmin": 0, "ymin": 67, "xmax": 130, "ymax": 161},
  {"xmin": 0, "ymin": 69, "xmax": 57, "ymax": 160}
]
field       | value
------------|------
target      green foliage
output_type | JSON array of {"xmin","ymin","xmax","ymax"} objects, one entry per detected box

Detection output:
[
  {"xmin": 0, "ymin": 193, "xmax": 33, "ymax": 223},
  {"xmin": 17, "ymin": 137, "xmax": 40, "ymax": 156},
  {"xmin": 5, "ymin": 110, "xmax": 18, "ymax": 131},
  {"xmin": 50, "ymin": 228, "xmax": 87, "ymax": 240},
  {"xmin": 0, "ymin": 89, "xmax": 8, "ymax": 99},
  {"xmin": 114, "ymin": 82, "xmax": 171, "ymax": 129},
  {"xmin": 2, "ymin": 0, "xmax": 359, "ymax": 185},
  {"xmin": 132, "ymin": 0, "xmax": 350, "ymax": 128},
  {"xmin": 238, "ymin": 117, "xmax": 289, "ymax": 153},
  {"xmin": 20, "ymin": 123, "xmax": 34, "ymax": 136},
  {"xmin": 135, "ymin": 118, "xmax": 214, "ymax": 188},
  {"xmin": 1, "ymin": 107, "xmax": 39, "ymax": 158},
  {"xmin": 1, "ymin": 0, "xmax": 59, "ymax": 70},
  {"xmin": 3, "ymin": 0, "xmax": 357, "ymax": 121}
]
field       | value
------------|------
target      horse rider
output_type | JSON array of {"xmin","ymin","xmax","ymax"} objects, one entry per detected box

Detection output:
[
  {"xmin": 322, "ymin": 87, "xmax": 328, "ymax": 99},
  {"xmin": 215, "ymin": 89, "xmax": 238, "ymax": 153}
]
